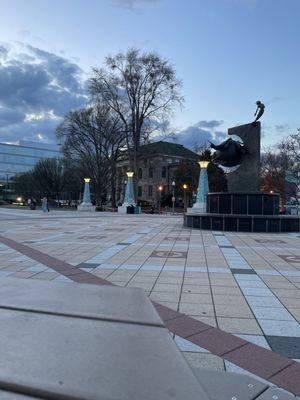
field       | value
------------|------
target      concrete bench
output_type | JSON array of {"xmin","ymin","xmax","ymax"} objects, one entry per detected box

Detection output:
[{"xmin": 0, "ymin": 278, "xmax": 295, "ymax": 399}]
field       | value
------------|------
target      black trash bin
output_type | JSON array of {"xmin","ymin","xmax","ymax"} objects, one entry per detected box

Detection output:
[{"xmin": 127, "ymin": 205, "xmax": 135, "ymax": 214}]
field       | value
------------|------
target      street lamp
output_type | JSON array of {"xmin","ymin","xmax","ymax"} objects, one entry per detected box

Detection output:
[
  {"xmin": 123, "ymin": 179, "xmax": 127, "ymax": 203},
  {"xmin": 158, "ymin": 185, "xmax": 163, "ymax": 213},
  {"xmin": 171, "ymin": 181, "xmax": 175, "ymax": 215},
  {"xmin": 183, "ymin": 184, "xmax": 188, "ymax": 212}
]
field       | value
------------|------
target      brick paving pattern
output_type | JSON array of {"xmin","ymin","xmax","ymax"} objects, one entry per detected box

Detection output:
[{"xmin": 0, "ymin": 208, "xmax": 299, "ymax": 397}]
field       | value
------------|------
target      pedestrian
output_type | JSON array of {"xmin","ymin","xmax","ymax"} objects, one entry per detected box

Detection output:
[
  {"xmin": 42, "ymin": 196, "xmax": 48, "ymax": 213},
  {"xmin": 27, "ymin": 198, "xmax": 32, "ymax": 209},
  {"xmin": 46, "ymin": 197, "xmax": 50, "ymax": 212}
]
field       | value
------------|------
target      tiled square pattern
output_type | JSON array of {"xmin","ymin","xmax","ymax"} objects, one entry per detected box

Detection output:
[{"xmin": 1, "ymin": 210, "xmax": 300, "ymax": 397}]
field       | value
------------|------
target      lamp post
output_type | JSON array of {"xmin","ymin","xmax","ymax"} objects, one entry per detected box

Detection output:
[
  {"xmin": 183, "ymin": 184, "xmax": 188, "ymax": 212},
  {"xmin": 158, "ymin": 185, "xmax": 163, "ymax": 214},
  {"xmin": 5, "ymin": 173, "xmax": 9, "ymax": 201},
  {"xmin": 187, "ymin": 160, "xmax": 209, "ymax": 214},
  {"xmin": 171, "ymin": 181, "xmax": 175, "ymax": 215},
  {"xmin": 77, "ymin": 178, "xmax": 95, "ymax": 211},
  {"xmin": 123, "ymin": 172, "xmax": 135, "ymax": 206},
  {"xmin": 123, "ymin": 179, "xmax": 127, "ymax": 203}
]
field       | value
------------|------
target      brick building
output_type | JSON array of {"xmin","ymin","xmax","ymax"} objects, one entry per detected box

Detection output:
[{"xmin": 116, "ymin": 141, "xmax": 199, "ymax": 205}]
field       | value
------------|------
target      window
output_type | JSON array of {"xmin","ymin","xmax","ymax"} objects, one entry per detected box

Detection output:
[
  {"xmin": 138, "ymin": 168, "xmax": 143, "ymax": 179},
  {"xmin": 148, "ymin": 185, "xmax": 153, "ymax": 197},
  {"xmin": 149, "ymin": 167, "xmax": 153, "ymax": 178},
  {"xmin": 162, "ymin": 166, "xmax": 166, "ymax": 178},
  {"xmin": 138, "ymin": 186, "xmax": 142, "ymax": 197}
]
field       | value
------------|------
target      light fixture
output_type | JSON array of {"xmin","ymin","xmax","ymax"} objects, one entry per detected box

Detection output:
[
  {"xmin": 16, "ymin": 197, "xmax": 22, "ymax": 202},
  {"xmin": 183, "ymin": 184, "xmax": 188, "ymax": 190},
  {"xmin": 126, "ymin": 171, "xmax": 134, "ymax": 178},
  {"xmin": 172, "ymin": 181, "xmax": 175, "ymax": 186},
  {"xmin": 270, "ymin": 190, "xmax": 274, "ymax": 194},
  {"xmin": 199, "ymin": 161, "xmax": 209, "ymax": 168},
  {"xmin": 84, "ymin": 178, "xmax": 91, "ymax": 183},
  {"xmin": 158, "ymin": 185, "xmax": 163, "ymax": 191}
]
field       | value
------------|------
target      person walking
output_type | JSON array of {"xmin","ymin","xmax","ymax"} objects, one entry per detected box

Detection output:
[{"xmin": 42, "ymin": 196, "xmax": 48, "ymax": 213}]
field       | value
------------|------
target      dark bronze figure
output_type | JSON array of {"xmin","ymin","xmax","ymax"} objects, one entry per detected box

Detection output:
[
  {"xmin": 210, "ymin": 138, "xmax": 247, "ymax": 168},
  {"xmin": 253, "ymin": 100, "xmax": 265, "ymax": 124}
]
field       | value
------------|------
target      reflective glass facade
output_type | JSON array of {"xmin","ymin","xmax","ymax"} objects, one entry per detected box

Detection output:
[{"xmin": 0, "ymin": 140, "xmax": 61, "ymax": 181}]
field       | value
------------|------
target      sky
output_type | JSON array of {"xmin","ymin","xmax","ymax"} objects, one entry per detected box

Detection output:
[{"xmin": 0, "ymin": 0, "xmax": 299, "ymax": 149}]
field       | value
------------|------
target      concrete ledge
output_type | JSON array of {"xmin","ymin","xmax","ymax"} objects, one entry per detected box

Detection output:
[
  {"xmin": 0, "ymin": 279, "xmax": 209, "ymax": 400},
  {"xmin": 77, "ymin": 204, "xmax": 96, "ymax": 212}
]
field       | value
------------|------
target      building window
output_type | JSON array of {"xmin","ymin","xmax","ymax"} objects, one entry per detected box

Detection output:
[
  {"xmin": 148, "ymin": 185, "xmax": 153, "ymax": 197},
  {"xmin": 138, "ymin": 186, "xmax": 142, "ymax": 197},
  {"xmin": 138, "ymin": 168, "xmax": 143, "ymax": 179},
  {"xmin": 162, "ymin": 166, "xmax": 166, "ymax": 178},
  {"xmin": 149, "ymin": 167, "xmax": 153, "ymax": 178}
]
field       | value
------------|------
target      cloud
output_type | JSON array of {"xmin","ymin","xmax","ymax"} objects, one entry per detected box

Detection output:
[
  {"xmin": 195, "ymin": 120, "xmax": 224, "ymax": 129},
  {"xmin": 112, "ymin": 0, "xmax": 161, "ymax": 9},
  {"xmin": 0, "ymin": 42, "xmax": 86, "ymax": 143},
  {"xmin": 275, "ymin": 124, "xmax": 290, "ymax": 134},
  {"xmin": 157, "ymin": 120, "xmax": 227, "ymax": 150}
]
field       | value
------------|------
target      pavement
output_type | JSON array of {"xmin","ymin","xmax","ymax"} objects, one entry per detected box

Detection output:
[{"xmin": 0, "ymin": 207, "xmax": 299, "ymax": 397}]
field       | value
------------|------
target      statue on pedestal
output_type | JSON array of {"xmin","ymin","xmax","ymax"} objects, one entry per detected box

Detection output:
[
  {"xmin": 210, "ymin": 138, "xmax": 247, "ymax": 168},
  {"xmin": 209, "ymin": 102, "xmax": 265, "ymax": 192},
  {"xmin": 253, "ymin": 100, "xmax": 265, "ymax": 125}
]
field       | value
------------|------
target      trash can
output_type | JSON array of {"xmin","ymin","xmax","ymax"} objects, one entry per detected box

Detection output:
[{"xmin": 127, "ymin": 205, "xmax": 135, "ymax": 214}]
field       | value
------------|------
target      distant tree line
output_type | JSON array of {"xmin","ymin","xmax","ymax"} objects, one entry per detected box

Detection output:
[
  {"xmin": 57, "ymin": 48, "xmax": 183, "ymax": 206},
  {"xmin": 12, "ymin": 47, "xmax": 296, "ymax": 208},
  {"xmin": 260, "ymin": 128, "xmax": 300, "ymax": 203},
  {"xmin": 12, "ymin": 48, "xmax": 183, "ymax": 206}
]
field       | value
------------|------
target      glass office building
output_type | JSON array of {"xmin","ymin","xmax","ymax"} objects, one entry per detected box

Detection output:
[{"xmin": 0, "ymin": 140, "xmax": 61, "ymax": 183}]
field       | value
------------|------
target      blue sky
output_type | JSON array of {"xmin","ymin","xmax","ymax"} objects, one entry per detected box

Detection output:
[{"xmin": 0, "ymin": 0, "xmax": 299, "ymax": 148}]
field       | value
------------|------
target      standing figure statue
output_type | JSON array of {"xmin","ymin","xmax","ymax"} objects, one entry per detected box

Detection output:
[{"xmin": 253, "ymin": 100, "xmax": 265, "ymax": 125}]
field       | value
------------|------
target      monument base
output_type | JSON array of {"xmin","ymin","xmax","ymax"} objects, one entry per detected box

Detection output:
[
  {"xmin": 77, "ymin": 203, "xmax": 96, "ymax": 212},
  {"xmin": 185, "ymin": 191, "xmax": 299, "ymax": 232},
  {"xmin": 184, "ymin": 213, "xmax": 300, "ymax": 233},
  {"xmin": 207, "ymin": 192, "xmax": 279, "ymax": 216},
  {"xmin": 186, "ymin": 205, "xmax": 206, "ymax": 215},
  {"xmin": 118, "ymin": 205, "xmax": 141, "ymax": 214},
  {"xmin": 118, "ymin": 206, "xmax": 128, "ymax": 214}
]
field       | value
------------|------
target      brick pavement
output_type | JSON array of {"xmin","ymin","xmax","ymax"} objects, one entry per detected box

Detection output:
[{"xmin": 0, "ymin": 208, "xmax": 299, "ymax": 397}]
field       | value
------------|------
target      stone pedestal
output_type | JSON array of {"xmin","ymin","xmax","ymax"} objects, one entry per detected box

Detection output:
[
  {"xmin": 78, "ymin": 179, "xmax": 95, "ymax": 212},
  {"xmin": 227, "ymin": 122, "xmax": 261, "ymax": 192},
  {"xmin": 118, "ymin": 172, "xmax": 136, "ymax": 213},
  {"xmin": 117, "ymin": 205, "xmax": 128, "ymax": 214},
  {"xmin": 187, "ymin": 162, "xmax": 209, "ymax": 215},
  {"xmin": 78, "ymin": 203, "xmax": 96, "ymax": 212}
]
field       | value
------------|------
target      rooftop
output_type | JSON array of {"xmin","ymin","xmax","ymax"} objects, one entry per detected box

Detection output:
[{"xmin": 138, "ymin": 141, "xmax": 199, "ymax": 160}]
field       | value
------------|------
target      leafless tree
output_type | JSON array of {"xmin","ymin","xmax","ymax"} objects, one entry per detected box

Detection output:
[
  {"xmin": 89, "ymin": 49, "xmax": 183, "ymax": 179},
  {"xmin": 260, "ymin": 130, "xmax": 300, "ymax": 201},
  {"xmin": 32, "ymin": 158, "xmax": 67, "ymax": 201},
  {"xmin": 57, "ymin": 104, "xmax": 125, "ymax": 207}
]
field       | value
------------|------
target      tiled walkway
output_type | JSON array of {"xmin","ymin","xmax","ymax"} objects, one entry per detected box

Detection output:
[{"xmin": 0, "ymin": 208, "xmax": 299, "ymax": 397}]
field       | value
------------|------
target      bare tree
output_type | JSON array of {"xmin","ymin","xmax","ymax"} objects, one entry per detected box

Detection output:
[
  {"xmin": 89, "ymin": 49, "xmax": 183, "ymax": 178},
  {"xmin": 32, "ymin": 158, "xmax": 67, "ymax": 201},
  {"xmin": 57, "ymin": 104, "xmax": 125, "ymax": 207},
  {"xmin": 260, "ymin": 132, "xmax": 299, "ymax": 201}
]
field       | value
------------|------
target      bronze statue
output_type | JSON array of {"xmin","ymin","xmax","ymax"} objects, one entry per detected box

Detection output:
[
  {"xmin": 210, "ymin": 138, "xmax": 247, "ymax": 168},
  {"xmin": 253, "ymin": 100, "xmax": 265, "ymax": 124}
]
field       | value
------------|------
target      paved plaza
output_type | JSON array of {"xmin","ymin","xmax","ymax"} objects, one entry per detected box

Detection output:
[{"xmin": 0, "ymin": 208, "xmax": 299, "ymax": 397}]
